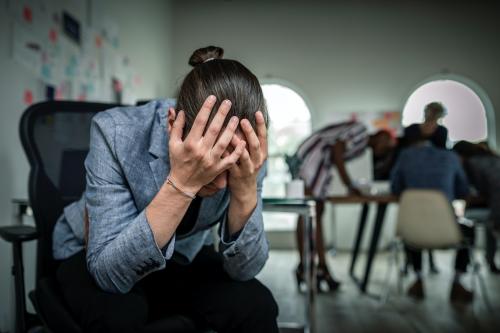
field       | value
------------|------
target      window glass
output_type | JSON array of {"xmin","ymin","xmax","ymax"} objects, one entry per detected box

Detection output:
[
  {"xmin": 261, "ymin": 84, "xmax": 312, "ymax": 231},
  {"xmin": 402, "ymin": 80, "xmax": 487, "ymax": 143}
]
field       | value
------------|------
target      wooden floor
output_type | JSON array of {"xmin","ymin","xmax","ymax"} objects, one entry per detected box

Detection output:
[{"xmin": 257, "ymin": 250, "xmax": 500, "ymax": 333}]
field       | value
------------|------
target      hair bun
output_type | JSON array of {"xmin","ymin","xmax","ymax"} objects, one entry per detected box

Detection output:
[{"xmin": 188, "ymin": 46, "xmax": 224, "ymax": 67}]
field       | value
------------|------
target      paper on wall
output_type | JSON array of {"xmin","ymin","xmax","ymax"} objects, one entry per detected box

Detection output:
[
  {"xmin": 9, "ymin": 0, "xmax": 42, "ymax": 29},
  {"xmin": 81, "ymin": 27, "xmax": 102, "ymax": 79},
  {"xmin": 99, "ymin": 19, "xmax": 120, "ymax": 49},
  {"xmin": 60, "ymin": 36, "xmax": 81, "ymax": 80},
  {"xmin": 12, "ymin": 22, "xmax": 42, "ymax": 75}
]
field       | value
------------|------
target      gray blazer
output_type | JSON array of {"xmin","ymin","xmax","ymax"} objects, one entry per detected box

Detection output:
[{"xmin": 52, "ymin": 100, "xmax": 269, "ymax": 293}]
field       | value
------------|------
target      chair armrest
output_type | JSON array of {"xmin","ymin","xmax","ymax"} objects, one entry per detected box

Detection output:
[{"xmin": 0, "ymin": 225, "xmax": 38, "ymax": 243}]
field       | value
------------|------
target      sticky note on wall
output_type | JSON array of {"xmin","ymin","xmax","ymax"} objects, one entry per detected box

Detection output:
[{"xmin": 24, "ymin": 89, "xmax": 34, "ymax": 105}]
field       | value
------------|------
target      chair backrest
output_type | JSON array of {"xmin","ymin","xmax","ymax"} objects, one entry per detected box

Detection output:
[
  {"xmin": 396, "ymin": 189, "xmax": 463, "ymax": 249},
  {"xmin": 19, "ymin": 101, "xmax": 122, "ymax": 282}
]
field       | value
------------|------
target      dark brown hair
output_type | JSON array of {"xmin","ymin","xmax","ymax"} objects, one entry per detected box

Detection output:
[
  {"xmin": 453, "ymin": 140, "xmax": 495, "ymax": 159},
  {"xmin": 176, "ymin": 46, "xmax": 268, "ymax": 136}
]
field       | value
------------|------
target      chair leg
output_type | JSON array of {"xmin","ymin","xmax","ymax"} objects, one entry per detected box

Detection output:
[
  {"xmin": 469, "ymin": 246, "xmax": 493, "ymax": 313},
  {"xmin": 381, "ymin": 244, "xmax": 394, "ymax": 304},
  {"xmin": 473, "ymin": 260, "xmax": 493, "ymax": 312},
  {"xmin": 12, "ymin": 241, "xmax": 27, "ymax": 333},
  {"xmin": 381, "ymin": 240, "xmax": 401, "ymax": 304},
  {"xmin": 396, "ymin": 242, "xmax": 404, "ymax": 295}
]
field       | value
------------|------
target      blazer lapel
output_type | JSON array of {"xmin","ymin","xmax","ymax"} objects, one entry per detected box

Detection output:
[{"xmin": 148, "ymin": 107, "xmax": 170, "ymax": 191}]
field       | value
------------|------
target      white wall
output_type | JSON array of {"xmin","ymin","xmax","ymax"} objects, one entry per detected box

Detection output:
[
  {"xmin": 170, "ymin": 0, "xmax": 500, "ymax": 250},
  {"xmin": 171, "ymin": 0, "xmax": 500, "ymax": 141},
  {"xmin": 0, "ymin": 0, "xmax": 172, "ymax": 331}
]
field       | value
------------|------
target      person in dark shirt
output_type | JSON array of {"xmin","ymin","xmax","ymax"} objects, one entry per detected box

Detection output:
[
  {"xmin": 453, "ymin": 140, "xmax": 500, "ymax": 273},
  {"xmin": 404, "ymin": 102, "xmax": 448, "ymax": 148},
  {"xmin": 390, "ymin": 139, "xmax": 474, "ymax": 303}
]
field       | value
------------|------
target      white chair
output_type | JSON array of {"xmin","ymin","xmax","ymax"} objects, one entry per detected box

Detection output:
[{"xmin": 382, "ymin": 189, "xmax": 491, "ymax": 309}]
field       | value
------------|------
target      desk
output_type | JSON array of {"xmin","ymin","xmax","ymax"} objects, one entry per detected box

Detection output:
[
  {"xmin": 263, "ymin": 198, "xmax": 317, "ymax": 333},
  {"xmin": 326, "ymin": 195, "xmax": 398, "ymax": 294}
]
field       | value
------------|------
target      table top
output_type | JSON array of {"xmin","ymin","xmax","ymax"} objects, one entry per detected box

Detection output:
[
  {"xmin": 263, "ymin": 194, "xmax": 399, "ymax": 205},
  {"xmin": 263, "ymin": 198, "xmax": 315, "ymax": 205},
  {"xmin": 327, "ymin": 194, "xmax": 399, "ymax": 204}
]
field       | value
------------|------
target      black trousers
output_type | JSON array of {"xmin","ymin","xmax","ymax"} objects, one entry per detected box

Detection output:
[
  {"xmin": 405, "ymin": 223, "xmax": 475, "ymax": 274},
  {"xmin": 56, "ymin": 246, "xmax": 279, "ymax": 333},
  {"xmin": 485, "ymin": 227, "xmax": 498, "ymax": 263}
]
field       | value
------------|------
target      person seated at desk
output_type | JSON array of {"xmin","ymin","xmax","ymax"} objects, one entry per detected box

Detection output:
[
  {"xmin": 286, "ymin": 122, "xmax": 395, "ymax": 292},
  {"xmin": 390, "ymin": 139, "xmax": 474, "ymax": 302},
  {"xmin": 453, "ymin": 140, "xmax": 500, "ymax": 273},
  {"xmin": 52, "ymin": 46, "xmax": 279, "ymax": 333},
  {"xmin": 403, "ymin": 101, "xmax": 448, "ymax": 149}
]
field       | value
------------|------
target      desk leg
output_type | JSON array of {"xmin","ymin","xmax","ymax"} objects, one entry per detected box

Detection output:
[
  {"xmin": 302, "ymin": 202, "xmax": 316, "ymax": 333},
  {"xmin": 350, "ymin": 203, "xmax": 370, "ymax": 277},
  {"xmin": 360, "ymin": 203, "xmax": 388, "ymax": 293}
]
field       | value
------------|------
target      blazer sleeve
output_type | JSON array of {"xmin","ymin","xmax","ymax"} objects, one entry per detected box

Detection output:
[
  {"xmin": 85, "ymin": 112, "xmax": 175, "ymax": 294},
  {"xmin": 218, "ymin": 163, "xmax": 269, "ymax": 281}
]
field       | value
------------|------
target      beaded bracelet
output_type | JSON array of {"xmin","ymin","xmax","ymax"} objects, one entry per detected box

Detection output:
[{"xmin": 166, "ymin": 177, "xmax": 196, "ymax": 199}]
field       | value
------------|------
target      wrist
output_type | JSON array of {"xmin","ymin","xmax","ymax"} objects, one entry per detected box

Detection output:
[
  {"xmin": 228, "ymin": 189, "xmax": 257, "ymax": 236},
  {"xmin": 231, "ymin": 189, "xmax": 257, "ymax": 205},
  {"xmin": 230, "ymin": 180, "xmax": 257, "ymax": 202},
  {"xmin": 167, "ymin": 172, "xmax": 202, "ymax": 195},
  {"xmin": 158, "ymin": 179, "xmax": 194, "ymax": 203}
]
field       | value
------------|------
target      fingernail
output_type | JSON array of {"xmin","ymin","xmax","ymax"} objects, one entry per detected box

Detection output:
[
  {"xmin": 230, "ymin": 116, "xmax": 238, "ymax": 126},
  {"xmin": 208, "ymin": 95, "xmax": 216, "ymax": 102},
  {"xmin": 224, "ymin": 100, "xmax": 232, "ymax": 106}
]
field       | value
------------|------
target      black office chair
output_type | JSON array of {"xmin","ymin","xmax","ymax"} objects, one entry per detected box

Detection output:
[{"xmin": 2, "ymin": 101, "xmax": 205, "ymax": 333}]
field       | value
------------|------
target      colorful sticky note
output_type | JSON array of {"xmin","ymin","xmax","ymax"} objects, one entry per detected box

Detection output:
[
  {"xmin": 24, "ymin": 89, "xmax": 34, "ymax": 105},
  {"xmin": 23, "ymin": 5, "xmax": 33, "ymax": 23},
  {"xmin": 55, "ymin": 87, "xmax": 64, "ymax": 100},
  {"xmin": 49, "ymin": 28, "xmax": 58, "ymax": 43},
  {"xmin": 95, "ymin": 35, "xmax": 103, "ymax": 48}
]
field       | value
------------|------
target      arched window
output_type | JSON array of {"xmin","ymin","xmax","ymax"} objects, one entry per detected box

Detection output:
[
  {"xmin": 402, "ymin": 79, "xmax": 490, "ymax": 144},
  {"xmin": 261, "ymin": 83, "xmax": 312, "ymax": 230}
]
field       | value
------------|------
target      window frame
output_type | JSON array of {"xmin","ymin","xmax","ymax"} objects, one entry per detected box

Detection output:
[{"xmin": 400, "ymin": 74, "xmax": 496, "ymax": 148}]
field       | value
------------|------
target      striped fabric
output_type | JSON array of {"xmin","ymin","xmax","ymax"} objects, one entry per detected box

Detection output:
[{"xmin": 289, "ymin": 121, "xmax": 368, "ymax": 198}]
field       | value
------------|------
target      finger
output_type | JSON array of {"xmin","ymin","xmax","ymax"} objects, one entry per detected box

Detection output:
[
  {"xmin": 168, "ymin": 107, "xmax": 176, "ymax": 118},
  {"xmin": 238, "ymin": 147, "xmax": 253, "ymax": 173},
  {"xmin": 203, "ymin": 99, "xmax": 232, "ymax": 148},
  {"xmin": 221, "ymin": 150, "xmax": 239, "ymax": 172},
  {"xmin": 186, "ymin": 95, "xmax": 216, "ymax": 140},
  {"xmin": 211, "ymin": 116, "xmax": 239, "ymax": 158},
  {"xmin": 255, "ymin": 111, "xmax": 268, "ymax": 157},
  {"xmin": 240, "ymin": 119, "xmax": 261, "ymax": 162},
  {"xmin": 226, "ymin": 134, "xmax": 244, "ymax": 154},
  {"xmin": 230, "ymin": 133, "xmax": 244, "ymax": 146},
  {"xmin": 169, "ymin": 110, "xmax": 185, "ymax": 144},
  {"xmin": 220, "ymin": 141, "xmax": 246, "ymax": 171}
]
